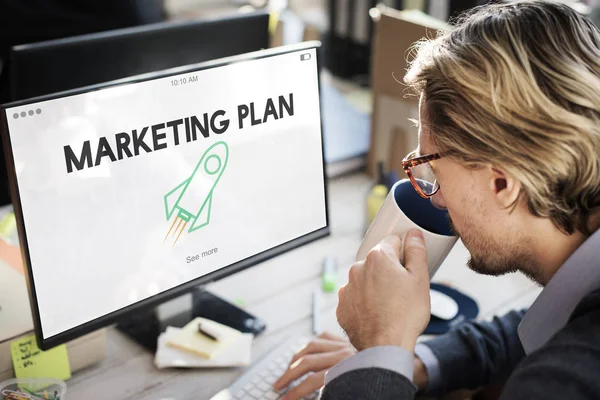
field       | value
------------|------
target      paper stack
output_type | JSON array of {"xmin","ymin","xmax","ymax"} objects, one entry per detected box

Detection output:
[{"xmin": 155, "ymin": 317, "xmax": 253, "ymax": 369}]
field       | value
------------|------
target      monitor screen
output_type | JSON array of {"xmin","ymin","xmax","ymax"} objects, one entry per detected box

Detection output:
[{"xmin": 1, "ymin": 42, "xmax": 328, "ymax": 349}]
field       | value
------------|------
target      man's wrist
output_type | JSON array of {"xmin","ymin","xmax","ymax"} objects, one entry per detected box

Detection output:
[
  {"xmin": 366, "ymin": 330, "xmax": 418, "ymax": 353},
  {"xmin": 324, "ymin": 345, "xmax": 416, "ymax": 386},
  {"xmin": 413, "ymin": 355, "xmax": 429, "ymax": 391}
]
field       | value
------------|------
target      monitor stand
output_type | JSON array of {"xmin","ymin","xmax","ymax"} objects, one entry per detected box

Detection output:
[{"xmin": 115, "ymin": 287, "xmax": 267, "ymax": 351}]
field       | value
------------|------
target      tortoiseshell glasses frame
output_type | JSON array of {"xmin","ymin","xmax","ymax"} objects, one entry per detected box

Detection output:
[{"xmin": 401, "ymin": 150, "xmax": 443, "ymax": 198}]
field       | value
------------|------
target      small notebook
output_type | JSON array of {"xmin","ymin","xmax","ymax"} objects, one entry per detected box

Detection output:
[
  {"xmin": 156, "ymin": 326, "xmax": 253, "ymax": 369},
  {"xmin": 165, "ymin": 317, "xmax": 243, "ymax": 359}
]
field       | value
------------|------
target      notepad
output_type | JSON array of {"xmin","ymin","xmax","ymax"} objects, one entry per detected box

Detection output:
[
  {"xmin": 166, "ymin": 317, "xmax": 243, "ymax": 359},
  {"xmin": 155, "ymin": 326, "xmax": 253, "ymax": 369},
  {"xmin": 10, "ymin": 334, "xmax": 71, "ymax": 380}
]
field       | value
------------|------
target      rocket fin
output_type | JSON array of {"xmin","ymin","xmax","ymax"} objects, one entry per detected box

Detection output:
[
  {"xmin": 164, "ymin": 178, "xmax": 189, "ymax": 220},
  {"xmin": 189, "ymin": 193, "xmax": 212, "ymax": 232}
]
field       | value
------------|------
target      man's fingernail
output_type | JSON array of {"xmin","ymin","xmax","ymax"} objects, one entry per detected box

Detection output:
[{"xmin": 408, "ymin": 229, "xmax": 424, "ymax": 240}]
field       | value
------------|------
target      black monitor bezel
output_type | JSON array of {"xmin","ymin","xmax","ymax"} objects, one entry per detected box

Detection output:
[
  {"xmin": 8, "ymin": 10, "xmax": 271, "ymax": 101},
  {"xmin": 0, "ymin": 41, "xmax": 330, "ymax": 350}
]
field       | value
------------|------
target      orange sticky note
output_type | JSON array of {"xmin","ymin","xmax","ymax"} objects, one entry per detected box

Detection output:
[{"xmin": 0, "ymin": 239, "xmax": 24, "ymax": 275}]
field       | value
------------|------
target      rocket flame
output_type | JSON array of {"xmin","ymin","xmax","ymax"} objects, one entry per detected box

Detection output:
[{"xmin": 164, "ymin": 216, "xmax": 188, "ymax": 247}]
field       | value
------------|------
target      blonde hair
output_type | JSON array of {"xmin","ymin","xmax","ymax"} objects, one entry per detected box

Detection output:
[{"xmin": 404, "ymin": 0, "xmax": 600, "ymax": 235}]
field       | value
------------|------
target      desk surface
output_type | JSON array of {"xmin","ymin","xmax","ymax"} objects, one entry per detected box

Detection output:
[{"xmin": 66, "ymin": 172, "xmax": 541, "ymax": 399}]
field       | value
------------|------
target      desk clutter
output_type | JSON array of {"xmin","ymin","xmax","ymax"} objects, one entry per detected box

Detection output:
[
  {"xmin": 0, "ymin": 378, "xmax": 66, "ymax": 400},
  {"xmin": 155, "ymin": 318, "xmax": 254, "ymax": 369}
]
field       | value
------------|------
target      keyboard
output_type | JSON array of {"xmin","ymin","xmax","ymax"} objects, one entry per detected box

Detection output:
[{"xmin": 209, "ymin": 335, "xmax": 320, "ymax": 400}]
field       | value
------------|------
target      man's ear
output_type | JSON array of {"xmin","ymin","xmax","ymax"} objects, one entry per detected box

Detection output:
[{"xmin": 490, "ymin": 167, "xmax": 520, "ymax": 208}]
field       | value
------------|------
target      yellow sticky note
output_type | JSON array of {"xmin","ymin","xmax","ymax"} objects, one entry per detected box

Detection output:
[
  {"xmin": 269, "ymin": 12, "xmax": 280, "ymax": 36},
  {"xmin": 167, "ymin": 317, "xmax": 242, "ymax": 359},
  {"xmin": 0, "ymin": 212, "xmax": 16, "ymax": 238},
  {"xmin": 10, "ymin": 335, "xmax": 71, "ymax": 380}
]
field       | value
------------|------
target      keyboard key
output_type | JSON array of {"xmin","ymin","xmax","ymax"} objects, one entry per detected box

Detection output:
[
  {"xmin": 274, "ymin": 368, "xmax": 285, "ymax": 377},
  {"xmin": 210, "ymin": 337, "xmax": 315, "ymax": 400}
]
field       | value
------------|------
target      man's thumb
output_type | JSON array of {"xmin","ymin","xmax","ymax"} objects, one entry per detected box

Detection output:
[{"xmin": 404, "ymin": 229, "xmax": 428, "ymax": 277}]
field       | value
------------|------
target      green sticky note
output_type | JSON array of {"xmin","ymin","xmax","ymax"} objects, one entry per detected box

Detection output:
[{"xmin": 11, "ymin": 335, "xmax": 71, "ymax": 380}]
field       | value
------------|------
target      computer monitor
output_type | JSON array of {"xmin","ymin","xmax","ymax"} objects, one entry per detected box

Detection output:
[
  {"xmin": 0, "ymin": 41, "xmax": 329, "ymax": 350},
  {"xmin": 8, "ymin": 10, "xmax": 270, "ymax": 102}
]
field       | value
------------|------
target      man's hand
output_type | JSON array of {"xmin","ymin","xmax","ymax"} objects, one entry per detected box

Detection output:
[
  {"xmin": 336, "ymin": 229, "xmax": 431, "ymax": 353},
  {"xmin": 273, "ymin": 332, "xmax": 355, "ymax": 400}
]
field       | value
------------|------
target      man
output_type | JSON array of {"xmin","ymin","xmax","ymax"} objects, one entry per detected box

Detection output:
[{"xmin": 273, "ymin": 0, "xmax": 600, "ymax": 398}]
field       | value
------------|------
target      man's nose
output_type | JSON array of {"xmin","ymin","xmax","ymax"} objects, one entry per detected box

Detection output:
[{"xmin": 431, "ymin": 191, "xmax": 447, "ymax": 210}]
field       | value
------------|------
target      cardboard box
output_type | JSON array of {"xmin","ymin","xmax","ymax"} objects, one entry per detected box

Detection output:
[
  {"xmin": 270, "ymin": 13, "xmax": 284, "ymax": 48},
  {"xmin": 303, "ymin": 23, "xmax": 321, "ymax": 42},
  {"xmin": 367, "ymin": 6, "xmax": 449, "ymax": 177}
]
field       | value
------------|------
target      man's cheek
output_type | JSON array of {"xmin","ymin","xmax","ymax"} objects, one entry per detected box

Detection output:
[{"xmin": 445, "ymin": 207, "xmax": 464, "ymax": 237}]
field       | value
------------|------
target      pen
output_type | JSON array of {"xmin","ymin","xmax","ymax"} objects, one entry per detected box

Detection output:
[{"xmin": 312, "ymin": 288, "xmax": 321, "ymax": 335}]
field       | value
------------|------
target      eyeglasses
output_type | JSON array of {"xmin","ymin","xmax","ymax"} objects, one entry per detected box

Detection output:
[{"xmin": 401, "ymin": 150, "xmax": 443, "ymax": 198}]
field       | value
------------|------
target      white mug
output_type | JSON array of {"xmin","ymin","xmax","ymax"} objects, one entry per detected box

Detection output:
[{"xmin": 357, "ymin": 179, "xmax": 458, "ymax": 278}]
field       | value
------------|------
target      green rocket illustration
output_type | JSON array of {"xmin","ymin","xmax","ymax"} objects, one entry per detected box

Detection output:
[{"xmin": 164, "ymin": 141, "xmax": 229, "ymax": 246}]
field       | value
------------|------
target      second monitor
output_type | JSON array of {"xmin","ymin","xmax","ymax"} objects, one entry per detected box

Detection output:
[{"xmin": 9, "ymin": 10, "xmax": 271, "ymax": 102}]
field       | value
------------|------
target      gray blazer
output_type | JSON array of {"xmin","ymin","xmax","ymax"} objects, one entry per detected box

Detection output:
[{"xmin": 319, "ymin": 287, "xmax": 600, "ymax": 399}]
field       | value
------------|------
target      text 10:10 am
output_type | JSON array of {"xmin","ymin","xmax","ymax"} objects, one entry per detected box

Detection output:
[{"xmin": 171, "ymin": 75, "xmax": 199, "ymax": 86}]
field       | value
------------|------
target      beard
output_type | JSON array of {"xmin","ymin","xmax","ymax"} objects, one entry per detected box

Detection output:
[{"xmin": 446, "ymin": 213, "xmax": 542, "ymax": 283}]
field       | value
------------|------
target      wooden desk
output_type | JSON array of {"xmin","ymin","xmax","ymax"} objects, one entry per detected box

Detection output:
[{"xmin": 66, "ymin": 172, "xmax": 540, "ymax": 398}]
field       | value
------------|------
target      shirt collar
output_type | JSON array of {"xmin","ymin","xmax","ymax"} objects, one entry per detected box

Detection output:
[{"xmin": 518, "ymin": 228, "xmax": 600, "ymax": 354}]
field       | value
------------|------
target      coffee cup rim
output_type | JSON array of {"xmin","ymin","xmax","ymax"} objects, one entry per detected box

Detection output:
[{"xmin": 391, "ymin": 179, "xmax": 457, "ymax": 239}]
